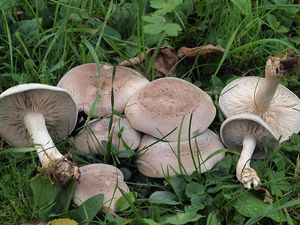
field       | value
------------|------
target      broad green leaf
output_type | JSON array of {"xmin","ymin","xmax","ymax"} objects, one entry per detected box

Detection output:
[
  {"xmin": 268, "ymin": 171, "xmax": 292, "ymax": 197},
  {"xmin": 150, "ymin": 0, "xmax": 183, "ymax": 15},
  {"xmin": 211, "ymin": 75, "xmax": 224, "ymax": 90},
  {"xmin": 67, "ymin": 194, "xmax": 104, "ymax": 224},
  {"xmin": 190, "ymin": 195, "xmax": 205, "ymax": 211},
  {"xmin": 164, "ymin": 23, "xmax": 182, "ymax": 36},
  {"xmin": 266, "ymin": 14, "xmax": 280, "ymax": 29},
  {"xmin": 105, "ymin": 214, "xmax": 125, "ymax": 225},
  {"xmin": 30, "ymin": 176, "xmax": 62, "ymax": 218},
  {"xmin": 0, "ymin": 0, "xmax": 17, "ymax": 10},
  {"xmin": 149, "ymin": 191, "xmax": 180, "ymax": 205},
  {"xmin": 118, "ymin": 149, "xmax": 136, "ymax": 158},
  {"xmin": 185, "ymin": 182, "xmax": 205, "ymax": 197},
  {"xmin": 234, "ymin": 192, "xmax": 286, "ymax": 222},
  {"xmin": 206, "ymin": 213, "xmax": 221, "ymax": 225},
  {"xmin": 52, "ymin": 181, "xmax": 75, "ymax": 215},
  {"xmin": 143, "ymin": 218, "xmax": 160, "ymax": 225},
  {"xmin": 143, "ymin": 15, "xmax": 165, "ymax": 24},
  {"xmin": 144, "ymin": 24, "xmax": 164, "ymax": 35},
  {"xmin": 245, "ymin": 199, "xmax": 300, "ymax": 225},
  {"xmin": 160, "ymin": 211, "xmax": 203, "ymax": 225},
  {"xmin": 276, "ymin": 25, "xmax": 289, "ymax": 33},
  {"xmin": 30, "ymin": 176, "xmax": 61, "ymax": 208},
  {"xmin": 167, "ymin": 176, "xmax": 187, "ymax": 201},
  {"xmin": 17, "ymin": 18, "xmax": 42, "ymax": 41},
  {"xmin": 115, "ymin": 192, "xmax": 136, "ymax": 211},
  {"xmin": 230, "ymin": 0, "xmax": 252, "ymax": 16},
  {"xmin": 0, "ymin": 147, "xmax": 35, "ymax": 155}
]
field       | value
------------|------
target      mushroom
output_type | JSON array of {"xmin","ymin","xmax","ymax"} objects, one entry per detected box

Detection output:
[
  {"xmin": 0, "ymin": 84, "xmax": 80, "ymax": 181},
  {"xmin": 75, "ymin": 116, "xmax": 141, "ymax": 155},
  {"xmin": 125, "ymin": 77, "xmax": 216, "ymax": 141},
  {"xmin": 219, "ymin": 55, "xmax": 300, "ymax": 141},
  {"xmin": 136, "ymin": 129, "xmax": 225, "ymax": 178},
  {"xmin": 73, "ymin": 163, "xmax": 129, "ymax": 213},
  {"xmin": 220, "ymin": 113, "xmax": 279, "ymax": 189},
  {"xmin": 57, "ymin": 63, "xmax": 149, "ymax": 117}
]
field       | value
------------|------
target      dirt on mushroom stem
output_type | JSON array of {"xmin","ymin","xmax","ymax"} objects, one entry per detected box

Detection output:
[{"xmin": 38, "ymin": 158, "xmax": 81, "ymax": 182}]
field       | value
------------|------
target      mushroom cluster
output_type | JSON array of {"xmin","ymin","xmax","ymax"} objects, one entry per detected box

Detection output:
[
  {"xmin": 7, "ymin": 55, "xmax": 287, "ymax": 216},
  {"xmin": 57, "ymin": 64, "xmax": 224, "ymax": 180},
  {"xmin": 219, "ymin": 55, "xmax": 300, "ymax": 189},
  {"xmin": 125, "ymin": 77, "xmax": 225, "ymax": 177}
]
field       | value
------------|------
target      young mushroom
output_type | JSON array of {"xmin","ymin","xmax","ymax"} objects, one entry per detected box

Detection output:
[
  {"xmin": 57, "ymin": 63, "xmax": 149, "ymax": 117},
  {"xmin": 219, "ymin": 55, "xmax": 300, "ymax": 141},
  {"xmin": 0, "ymin": 84, "xmax": 80, "ymax": 181},
  {"xmin": 73, "ymin": 163, "xmax": 129, "ymax": 213},
  {"xmin": 75, "ymin": 116, "xmax": 141, "ymax": 155},
  {"xmin": 136, "ymin": 129, "xmax": 225, "ymax": 178},
  {"xmin": 125, "ymin": 77, "xmax": 216, "ymax": 141},
  {"xmin": 220, "ymin": 113, "xmax": 279, "ymax": 189}
]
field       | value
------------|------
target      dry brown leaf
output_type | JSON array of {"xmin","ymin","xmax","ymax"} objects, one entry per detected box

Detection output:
[
  {"xmin": 253, "ymin": 187, "xmax": 274, "ymax": 204},
  {"xmin": 177, "ymin": 44, "xmax": 225, "ymax": 58},
  {"xmin": 120, "ymin": 44, "xmax": 224, "ymax": 76},
  {"xmin": 148, "ymin": 47, "xmax": 179, "ymax": 75},
  {"xmin": 120, "ymin": 47, "xmax": 178, "ymax": 75}
]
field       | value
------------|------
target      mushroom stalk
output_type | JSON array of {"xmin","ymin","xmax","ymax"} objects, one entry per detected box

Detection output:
[
  {"xmin": 254, "ymin": 58, "xmax": 281, "ymax": 113},
  {"xmin": 254, "ymin": 75, "xmax": 279, "ymax": 113},
  {"xmin": 255, "ymin": 55, "xmax": 298, "ymax": 113},
  {"xmin": 236, "ymin": 134, "xmax": 257, "ymax": 181},
  {"xmin": 23, "ymin": 112, "xmax": 80, "ymax": 181}
]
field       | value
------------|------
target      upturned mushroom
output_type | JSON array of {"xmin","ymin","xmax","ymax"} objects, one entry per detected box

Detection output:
[
  {"xmin": 219, "ymin": 55, "xmax": 300, "ymax": 141},
  {"xmin": 136, "ymin": 129, "xmax": 225, "ymax": 178},
  {"xmin": 57, "ymin": 63, "xmax": 149, "ymax": 117},
  {"xmin": 220, "ymin": 113, "xmax": 279, "ymax": 189},
  {"xmin": 0, "ymin": 84, "xmax": 80, "ymax": 181},
  {"xmin": 125, "ymin": 77, "xmax": 216, "ymax": 141},
  {"xmin": 73, "ymin": 163, "xmax": 129, "ymax": 213},
  {"xmin": 75, "ymin": 116, "xmax": 141, "ymax": 155}
]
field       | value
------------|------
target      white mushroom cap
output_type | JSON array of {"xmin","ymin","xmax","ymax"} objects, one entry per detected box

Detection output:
[
  {"xmin": 0, "ymin": 83, "xmax": 77, "ymax": 147},
  {"xmin": 125, "ymin": 77, "xmax": 216, "ymax": 141},
  {"xmin": 73, "ymin": 163, "xmax": 129, "ymax": 212},
  {"xmin": 57, "ymin": 63, "xmax": 149, "ymax": 117},
  {"xmin": 219, "ymin": 76, "xmax": 300, "ymax": 141},
  {"xmin": 75, "ymin": 116, "xmax": 141, "ymax": 155},
  {"xmin": 220, "ymin": 113, "xmax": 279, "ymax": 158},
  {"xmin": 136, "ymin": 129, "xmax": 225, "ymax": 178}
]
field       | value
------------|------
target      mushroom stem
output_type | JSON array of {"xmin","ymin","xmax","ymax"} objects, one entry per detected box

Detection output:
[
  {"xmin": 23, "ymin": 112, "xmax": 80, "ymax": 181},
  {"xmin": 236, "ymin": 134, "xmax": 256, "ymax": 181},
  {"xmin": 254, "ymin": 58, "xmax": 281, "ymax": 113},
  {"xmin": 255, "ymin": 55, "xmax": 298, "ymax": 113},
  {"xmin": 254, "ymin": 76, "xmax": 279, "ymax": 113}
]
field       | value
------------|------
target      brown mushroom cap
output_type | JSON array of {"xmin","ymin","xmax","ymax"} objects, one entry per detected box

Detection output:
[
  {"xmin": 219, "ymin": 76, "xmax": 300, "ymax": 141},
  {"xmin": 75, "ymin": 116, "xmax": 141, "ymax": 155},
  {"xmin": 0, "ymin": 83, "xmax": 77, "ymax": 147},
  {"xmin": 136, "ymin": 129, "xmax": 225, "ymax": 178},
  {"xmin": 73, "ymin": 163, "xmax": 129, "ymax": 212},
  {"xmin": 57, "ymin": 63, "xmax": 149, "ymax": 117},
  {"xmin": 125, "ymin": 77, "xmax": 216, "ymax": 141},
  {"xmin": 220, "ymin": 113, "xmax": 279, "ymax": 158}
]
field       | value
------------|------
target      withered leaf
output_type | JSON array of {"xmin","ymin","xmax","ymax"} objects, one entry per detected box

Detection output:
[
  {"xmin": 177, "ymin": 44, "xmax": 225, "ymax": 58},
  {"xmin": 120, "ymin": 44, "xmax": 224, "ymax": 76},
  {"xmin": 120, "ymin": 47, "xmax": 178, "ymax": 75}
]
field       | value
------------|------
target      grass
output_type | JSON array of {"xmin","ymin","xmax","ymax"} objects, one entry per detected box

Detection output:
[{"xmin": 0, "ymin": 0, "xmax": 300, "ymax": 224}]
